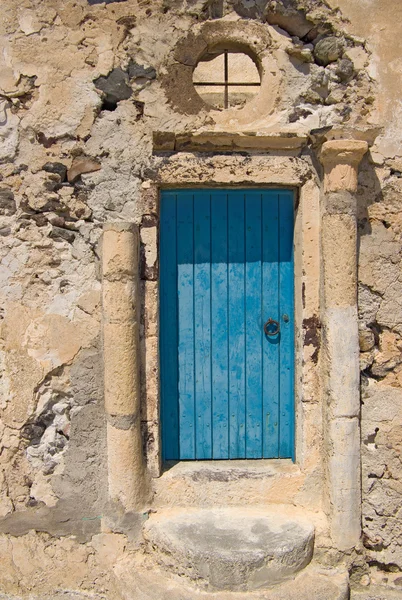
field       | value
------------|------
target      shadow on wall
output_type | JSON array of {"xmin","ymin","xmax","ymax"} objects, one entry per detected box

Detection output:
[{"xmin": 357, "ymin": 154, "xmax": 384, "ymax": 239}]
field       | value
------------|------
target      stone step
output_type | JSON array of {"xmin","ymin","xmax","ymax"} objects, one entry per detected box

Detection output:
[
  {"xmin": 143, "ymin": 507, "xmax": 315, "ymax": 591},
  {"xmin": 152, "ymin": 460, "xmax": 305, "ymax": 509}
]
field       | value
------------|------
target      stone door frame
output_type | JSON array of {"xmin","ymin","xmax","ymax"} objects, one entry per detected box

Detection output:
[
  {"xmin": 148, "ymin": 148, "xmax": 319, "ymax": 472},
  {"xmin": 101, "ymin": 135, "xmax": 368, "ymax": 552}
]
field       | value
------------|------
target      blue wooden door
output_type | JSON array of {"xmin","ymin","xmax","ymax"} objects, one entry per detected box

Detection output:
[{"xmin": 160, "ymin": 189, "xmax": 294, "ymax": 461}]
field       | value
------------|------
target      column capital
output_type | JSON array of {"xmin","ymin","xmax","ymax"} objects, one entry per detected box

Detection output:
[{"xmin": 320, "ymin": 139, "xmax": 368, "ymax": 193}]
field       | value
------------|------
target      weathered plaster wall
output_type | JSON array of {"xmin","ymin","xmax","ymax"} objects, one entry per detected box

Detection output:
[
  {"xmin": 0, "ymin": 0, "xmax": 401, "ymax": 597},
  {"xmin": 327, "ymin": 0, "xmax": 402, "ymax": 158}
]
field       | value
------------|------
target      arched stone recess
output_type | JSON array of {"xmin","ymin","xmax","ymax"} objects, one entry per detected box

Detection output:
[
  {"xmin": 161, "ymin": 20, "xmax": 280, "ymax": 127},
  {"xmin": 159, "ymin": 17, "xmax": 376, "ymax": 136}
]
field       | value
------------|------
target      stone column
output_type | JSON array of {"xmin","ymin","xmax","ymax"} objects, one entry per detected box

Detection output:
[
  {"xmin": 320, "ymin": 140, "xmax": 368, "ymax": 551},
  {"xmin": 102, "ymin": 223, "xmax": 148, "ymax": 512}
]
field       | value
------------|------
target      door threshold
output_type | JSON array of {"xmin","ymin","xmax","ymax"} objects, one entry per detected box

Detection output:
[
  {"xmin": 160, "ymin": 458, "xmax": 300, "ymax": 479},
  {"xmin": 153, "ymin": 459, "xmax": 307, "ymax": 511}
]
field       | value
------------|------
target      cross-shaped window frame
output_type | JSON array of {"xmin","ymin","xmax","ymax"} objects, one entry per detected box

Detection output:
[{"xmin": 193, "ymin": 50, "xmax": 261, "ymax": 109}]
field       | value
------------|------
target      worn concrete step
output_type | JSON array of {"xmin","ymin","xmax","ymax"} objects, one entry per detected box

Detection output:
[{"xmin": 143, "ymin": 507, "xmax": 315, "ymax": 591}]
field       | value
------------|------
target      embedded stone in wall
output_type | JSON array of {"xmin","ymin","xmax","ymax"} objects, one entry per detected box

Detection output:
[
  {"xmin": 263, "ymin": 0, "xmax": 315, "ymax": 38},
  {"xmin": 128, "ymin": 60, "xmax": 157, "ymax": 82},
  {"xmin": 67, "ymin": 157, "xmax": 101, "ymax": 184},
  {"xmin": 94, "ymin": 68, "xmax": 132, "ymax": 109},
  {"xmin": 42, "ymin": 162, "xmax": 68, "ymax": 181},
  {"xmin": 314, "ymin": 37, "xmax": 344, "ymax": 66},
  {"xmin": 141, "ymin": 335, "xmax": 158, "ymax": 423},
  {"xmin": 140, "ymin": 219, "xmax": 158, "ymax": 281},
  {"xmin": 359, "ymin": 328, "xmax": 375, "ymax": 353},
  {"xmin": 362, "ymin": 383, "xmax": 402, "ymax": 570},
  {"xmin": 0, "ymin": 104, "xmax": 19, "ymax": 162},
  {"xmin": 143, "ymin": 281, "xmax": 158, "ymax": 338},
  {"xmin": 0, "ymin": 188, "xmax": 16, "ymax": 216}
]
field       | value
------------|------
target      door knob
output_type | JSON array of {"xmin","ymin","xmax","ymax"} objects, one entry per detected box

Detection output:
[{"xmin": 264, "ymin": 318, "xmax": 280, "ymax": 336}]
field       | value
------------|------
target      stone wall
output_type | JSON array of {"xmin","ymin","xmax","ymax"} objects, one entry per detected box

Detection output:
[
  {"xmin": 0, "ymin": 0, "xmax": 401, "ymax": 596},
  {"xmin": 358, "ymin": 161, "xmax": 402, "ymax": 583}
]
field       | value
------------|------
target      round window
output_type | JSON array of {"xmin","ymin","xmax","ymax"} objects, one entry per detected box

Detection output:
[{"xmin": 192, "ymin": 50, "xmax": 261, "ymax": 109}]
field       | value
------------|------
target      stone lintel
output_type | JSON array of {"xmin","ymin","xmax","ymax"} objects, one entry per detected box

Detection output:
[
  {"xmin": 320, "ymin": 139, "xmax": 368, "ymax": 194},
  {"xmin": 153, "ymin": 154, "xmax": 309, "ymax": 188},
  {"xmin": 153, "ymin": 131, "xmax": 308, "ymax": 154}
]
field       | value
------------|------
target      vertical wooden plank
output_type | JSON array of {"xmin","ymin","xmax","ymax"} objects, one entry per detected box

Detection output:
[
  {"xmin": 278, "ymin": 191, "xmax": 295, "ymax": 459},
  {"xmin": 245, "ymin": 191, "xmax": 263, "ymax": 458},
  {"xmin": 194, "ymin": 190, "xmax": 212, "ymax": 459},
  {"xmin": 262, "ymin": 191, "xmax": 280, "ymax": 458},
  {"xmin": 177, "ymin": 191, "xmax": 195, "ymax": 459},
  {"xmin": 228, "ymin": 190, "xmax": 246, "ymax": 458},
  {"xmin": 160, "ymin": 187, "xmax": 294, "ymax": 463},
  {"xmin": 211, "ymin": 190, "xmax": 229, "ymax": 458},
  {"xmin": 160, "ymin": 191, "xmax": 179, "ymax": 460}
]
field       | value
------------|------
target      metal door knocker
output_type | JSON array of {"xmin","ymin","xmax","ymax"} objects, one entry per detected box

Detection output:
[{"xmin": 264, "ymin": 318, "xmax": 280, "ymax": 336}]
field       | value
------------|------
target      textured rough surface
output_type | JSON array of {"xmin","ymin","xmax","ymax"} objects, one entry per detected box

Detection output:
[
  {"xmin": 352, "ymin": 587, "xmax": 402, "ymax": 600},
  {"xmin": 361, "ymin": 383, "xmax": 402, "ymax": 570},
  {"xmin": 0, "ymin": 0, "xmax": 401, "ymax": 597},
  {"xmin": 153, "ymin": 460, "xmax": 306, "ymax": 507},
  {"xmin": 113, "ymin": 558, "xmax": 350, "ymax": 600},
  {"xmin": 144, "ymin": 508, "xmax": 315, "ymax": 590}
]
